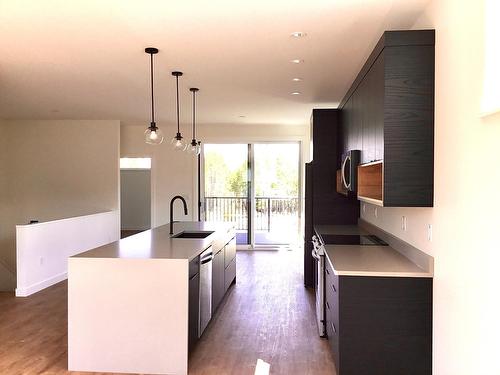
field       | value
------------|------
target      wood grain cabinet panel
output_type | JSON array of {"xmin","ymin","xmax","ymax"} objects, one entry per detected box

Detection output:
[
  {"xmin": 224, "ymin": 237, "xmax": 236, "ymax": 268},
  {"xmin": 224, "ymin": 236, "xmax": 237, "ymax": 293},
  {"xmin": 304, "ymin": 109, "xmax": 360, "ymax": 287},
  {"xmin": 339, "ymin": 30, "xmax": 435, "ymax": 207},
  {"xmin": 324, "ymin": 255, "xmax": 432, "ymax": 375}
]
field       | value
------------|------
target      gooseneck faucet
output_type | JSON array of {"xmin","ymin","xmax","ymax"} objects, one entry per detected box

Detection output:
[{"xmin": 170, "ymin": 195, "xmax": 188, "ymax": 235}]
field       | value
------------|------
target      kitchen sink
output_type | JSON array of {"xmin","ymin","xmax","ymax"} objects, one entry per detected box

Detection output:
[{"xmin": 172, "ymin": 231, "xmax": 214, "ymax": 239}]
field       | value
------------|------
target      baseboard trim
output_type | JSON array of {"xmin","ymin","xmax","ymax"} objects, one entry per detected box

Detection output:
[{"xmin": 15, "ymin": 271, "xmax": 67, "ymax": 297}]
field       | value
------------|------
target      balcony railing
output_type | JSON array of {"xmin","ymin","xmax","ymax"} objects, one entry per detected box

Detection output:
[{"xmin": 204, "ymin": 196, "xmax": 299, "ymax": 232}]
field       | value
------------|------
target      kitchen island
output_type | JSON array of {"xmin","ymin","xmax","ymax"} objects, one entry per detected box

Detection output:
[{"xmin": 68, "ymin": 221, "xmax": 235, "ymax": 375}]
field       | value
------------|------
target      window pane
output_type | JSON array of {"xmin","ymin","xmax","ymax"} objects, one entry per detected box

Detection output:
[{"xmin": 120, "ymin": 158, "xmax": 151, "ymax": 169}]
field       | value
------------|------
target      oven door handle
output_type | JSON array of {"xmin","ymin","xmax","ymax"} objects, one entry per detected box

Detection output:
[{"xmin": 311, "ymin": 249, "xmax": 321, "ymax": 261}]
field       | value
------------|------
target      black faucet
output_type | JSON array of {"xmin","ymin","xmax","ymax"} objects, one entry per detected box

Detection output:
[{"xmin": 170, "ymin": 195, "xmax": 188, "ymax": 235}]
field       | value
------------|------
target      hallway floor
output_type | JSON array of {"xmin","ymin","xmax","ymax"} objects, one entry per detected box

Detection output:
[
  {"xmin": 0, "ymin": 250, "xmax": 336, "ymax": 375},
  {"xmin": 190, "ymin": 250, "xmax": 336, "ymax": 374}
]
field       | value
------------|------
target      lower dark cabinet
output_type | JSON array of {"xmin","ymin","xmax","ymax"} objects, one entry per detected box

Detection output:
[
  {"xmin": 188, "ymin": 271, "xmax": 200, "ymax": 352},
  {"xmin": 224, "ymin": 257, "xmax": 236, "ymax": 292},
  {"xmin": 325, "ymin": 256, "xmax": 432, "ymax": 375},
  {"xmin": 224, "ymin": 237, "xmax": 236, "ymax": 268},
  {"xmin": 190, "ymin": 235, "xmax": 236, "ymax": 352},
  {"xmin": 212, "ymin": 236, "xmax": 236, "ymax": 315},
  {"xmin": 212, "ymin": 248, "xmax": 225, "ymax": 314}
]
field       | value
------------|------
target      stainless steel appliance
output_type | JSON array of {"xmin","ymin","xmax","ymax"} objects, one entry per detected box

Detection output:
[
  {"xmin": 311, "ymin": 235, "xmax": 326, "ymax": 337},
  {"xmin": 341, "ymin": 150, "xmax": 361, "ymax": 193},
  {"xmin": 199, "ymin": 246, "xmax": 213, "ymax": 336}
]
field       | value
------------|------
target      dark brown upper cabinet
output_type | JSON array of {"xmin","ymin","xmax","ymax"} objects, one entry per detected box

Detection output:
[{"xmin": 339, "ymin": 30, "xmax": 435, "ymax": 207}]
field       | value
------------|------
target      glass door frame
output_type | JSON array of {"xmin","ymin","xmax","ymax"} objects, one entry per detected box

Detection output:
[{"xmin": 199, "ymin": 141, "xmax": 302, "ymax": 249}]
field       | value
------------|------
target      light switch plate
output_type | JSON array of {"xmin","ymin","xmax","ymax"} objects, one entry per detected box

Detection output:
[{"xmin": 427, "ymin": 224, "xmax": 432, "ymax": 241}]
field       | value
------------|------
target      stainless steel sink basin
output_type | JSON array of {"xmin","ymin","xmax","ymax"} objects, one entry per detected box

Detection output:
[{"xmin": 172, "ymin": 231, "xmax": 214, "ymax": 239}]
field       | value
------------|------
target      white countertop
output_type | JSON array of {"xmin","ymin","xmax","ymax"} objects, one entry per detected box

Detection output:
[
  {"xmin": 324, "ymin": 245, "xmax": 432, "ymax": 277},
  {"xmin": 315, "ymin": 224, "xmax": 433, "ymax": 278},
  {"xmin": 72, "ymin": 221, "xmax": 233, "ymax": 261}
]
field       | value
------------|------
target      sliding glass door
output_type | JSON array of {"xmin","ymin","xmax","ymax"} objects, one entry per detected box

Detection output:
[
  {"xmin": 202, "ymin": 143, "xmax": 299, "ymax": 247},
  {"xmin": 253, "ymin": 143, "xmax": 299, "ymax": 245},
  {"xmin": 203, "ymin": 144, "xmax": 249, "ymax": 244}
]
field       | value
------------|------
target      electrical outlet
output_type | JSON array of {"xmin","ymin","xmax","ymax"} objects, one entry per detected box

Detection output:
[
  {"xmin": 402, "ymin": 216, "xmax": 407, "ymax": 231},
  {"xmin": 374, "ymin": 207, "xmax": 378, "ymax": 218},
  {"xmin": 39, "ymin": 256, "xmax": 44, "ymax": 266},
  {"xmin": 427, "ymin": 224, "xmax": 432, "ymax": 241}
]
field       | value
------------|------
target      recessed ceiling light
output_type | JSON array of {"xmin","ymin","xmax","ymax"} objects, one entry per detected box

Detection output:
[
  {"xmin": 292, "ymin": 77, "xmax": 302, "ymax": 82},
  {"xmin": 291, "ymin": 92, "xmax": 301, "ymax": 95},
  {"xmin": 290, "ymin": 59, "xmax": 304, "ymax": 64},
  {"xmin": 291, "ymin": 32, "xmax": 307, "ymax": 38}
]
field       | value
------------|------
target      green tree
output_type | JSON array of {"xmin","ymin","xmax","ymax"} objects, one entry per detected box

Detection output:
[
  {"xmin": 204, "ymin": 151, "xmax": 230, "ymax": 196},
  {"xmin": 226, "ymin": 162, "xmax": 247, "ymax": 197}
]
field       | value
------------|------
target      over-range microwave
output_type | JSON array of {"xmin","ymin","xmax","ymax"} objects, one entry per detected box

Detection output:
[{"xmin": 337, "ymin": 150, "xmax": 360, "ymax": 196}]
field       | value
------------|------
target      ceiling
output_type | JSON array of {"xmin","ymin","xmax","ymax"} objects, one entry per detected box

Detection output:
[{"xmin": 0, "ymin": 0, "xmax": 429, "ymax": 127}]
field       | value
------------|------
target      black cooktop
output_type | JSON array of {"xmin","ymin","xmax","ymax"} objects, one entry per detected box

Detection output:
[{"xmin": 319, "ymin": 234, "xmax": 388, "ymax": 246}]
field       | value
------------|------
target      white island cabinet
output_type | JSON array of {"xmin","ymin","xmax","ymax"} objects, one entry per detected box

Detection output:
[{"xmin": 68, "ymin": 221, "xmax": 235, "ymax": 375}]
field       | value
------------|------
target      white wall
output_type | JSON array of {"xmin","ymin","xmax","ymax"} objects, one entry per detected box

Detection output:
[
  {"xmin": 120, "ymin": 123, "xmax": 310, "ymax": 230},
  {"xmin": 0, "ymin": 122, "xmax": 15, "ymax": 290},
  {"xmin": 120, "ymin": 169, "xmax": 151, "ymax": 230},
  {"xmin": 120, "ymin": 124, "xmax": 195, "ymax": 227},
  {"xmin": 16, "ymin": 211, "xmax": 120, "ymax": 297},
  {"xmin": 361, "ymin": 1, "xmax": 500, "ymax": 374},
  {"xmin": 0, "ymin": 120, "xmax": 120, "ymax": 291}
]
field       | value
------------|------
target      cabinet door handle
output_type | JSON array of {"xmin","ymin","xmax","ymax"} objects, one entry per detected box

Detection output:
[
  {"xmin": 326, "ymin": 301, "xmax": 330, "ymax": 310},
  {"xmin": 331, "ymin": 284, "xmax": 336, "ymax": 293},
  {"xmin": 325, "ymin": 267, "xmax": 330, "ymax": 275},
  {"xmin": 341, "ymin": 155, "xmax": 351, "ymax": 190},
  {"xmin": 331, "ymin": 322, "xmax": 337, "ymax": 334}
]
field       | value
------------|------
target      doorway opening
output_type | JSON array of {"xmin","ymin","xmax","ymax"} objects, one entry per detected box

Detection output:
[
  {"xmin": 202, "ymin": 143, "xmax": 300, "ymax": 247},
  {"xmin": 120, "ymin": 157, "xmax": 152, "ymax": 239}
]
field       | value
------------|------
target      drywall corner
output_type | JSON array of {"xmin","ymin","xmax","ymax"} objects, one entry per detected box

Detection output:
[{"xmin": 0, "ymin": 258, "xmax": 15, "ymax": 291}]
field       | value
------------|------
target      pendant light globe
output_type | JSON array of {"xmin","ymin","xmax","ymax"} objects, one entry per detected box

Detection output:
[
  {"xmin": 171, "ymin": 71, "xmax": 186, "ymax": 151},
  {"xmin": 145, "ymin": 123, "xmax": 164, "ymax": 145},
  {"xmin": 144, "ymin": 47, "xmax": 164, "ymax": 145},
  {"xmin": 188, "ymin": 87, "xmax": 201, "ymax": 156},
  {"xmin": 171, "ymin": 132, "xmax": 187, "ymax": 151}
]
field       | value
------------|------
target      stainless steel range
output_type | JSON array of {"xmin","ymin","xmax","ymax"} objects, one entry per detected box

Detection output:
[{"xmin": 311, "ymin": 234, "xmax": 326, "ymax": 337}]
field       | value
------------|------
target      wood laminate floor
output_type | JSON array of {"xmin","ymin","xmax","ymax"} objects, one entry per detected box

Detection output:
[{"xmin": 0, "ymin": 250, "xmax": 336, "ymax": 375}]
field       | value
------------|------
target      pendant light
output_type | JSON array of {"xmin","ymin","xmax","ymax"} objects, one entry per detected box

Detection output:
[
  {"xmin": 171, "ymin": 71, "xmax": 186, "ymax": 151},
  {"xmin": 188, "ymin": 87, "xmax": 201, "ymax": 155},
  {"xmin": 144, "ymin": 47, "xmax": 164, "ymax": 145}
]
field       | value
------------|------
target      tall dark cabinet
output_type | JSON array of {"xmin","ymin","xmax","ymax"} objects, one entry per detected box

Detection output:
[
  {"xmin": 339, "ymin": 30, "xmax": 435, "ymax": 207},
  {"xmin": 304, "ymin": 109, "xmax": 359, "ymax": 288}
]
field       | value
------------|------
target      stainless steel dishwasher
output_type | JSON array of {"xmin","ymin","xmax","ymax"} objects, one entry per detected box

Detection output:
[{"xmin": 199, "ymin": 246, "xmax": 213, "ymax": 336}]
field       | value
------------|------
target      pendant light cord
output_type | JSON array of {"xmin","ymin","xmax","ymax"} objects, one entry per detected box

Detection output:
[
  {"xmin": 192, "ymin": 90, "xmax": 196, "ymax": 140},
  {"xmin": 176, "ymin": 75, "xmax": 180, "ymax": 133},
  {"xmin": 150, "ymin": 53, "xmax": 155, "ymax": 125}
]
